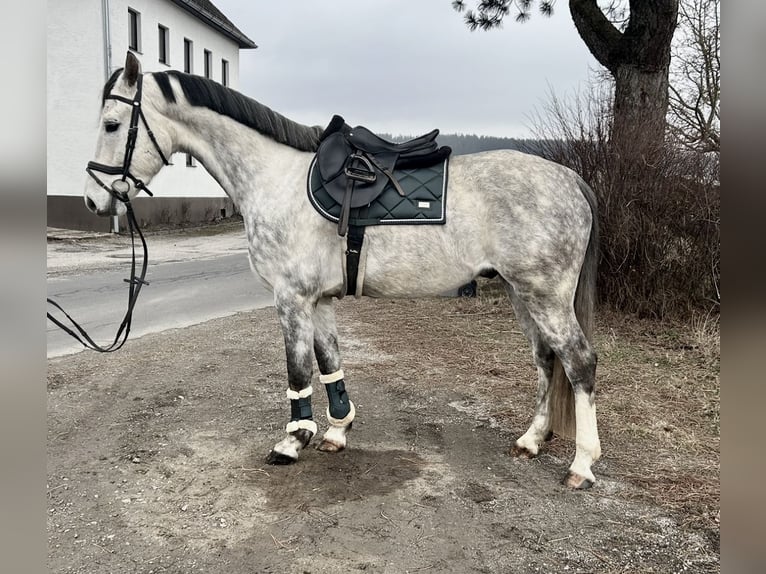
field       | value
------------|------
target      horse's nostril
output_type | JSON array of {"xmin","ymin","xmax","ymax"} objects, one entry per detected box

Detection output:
[{"xmin": 85, "ymin": 197, "xmax": 97, "ymax": 213}]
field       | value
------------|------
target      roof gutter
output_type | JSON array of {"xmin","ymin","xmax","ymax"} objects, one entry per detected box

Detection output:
[
  {"xmin": 101, "ymin": 0, "xmax": 112, "ymax": 80},
  {"xmin": 102, "ymin": 0, "xmax": 120, "ymax": 233}
]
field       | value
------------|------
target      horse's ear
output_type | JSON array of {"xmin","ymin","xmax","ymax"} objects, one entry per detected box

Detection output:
[{"xmin": 124, "ymin": 52, "xmax": 141, "ymax": 87}]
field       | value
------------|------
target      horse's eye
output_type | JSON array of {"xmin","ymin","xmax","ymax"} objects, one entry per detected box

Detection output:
[{"xmin": 105, "ymin": 123, "xmax": 120, "ymax": 133}]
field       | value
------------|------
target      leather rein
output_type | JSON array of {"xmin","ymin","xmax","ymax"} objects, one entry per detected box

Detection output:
[{"xmin": 47, "ymin": 72, "xmax": 169, "ymax": 353}]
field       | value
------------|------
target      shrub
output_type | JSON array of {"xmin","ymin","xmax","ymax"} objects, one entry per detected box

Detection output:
[{"xmin": 527, "ymin": 85, "xmax": 720, "ymax": 318}]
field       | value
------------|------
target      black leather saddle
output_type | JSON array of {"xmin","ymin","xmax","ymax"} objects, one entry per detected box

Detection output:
[{"xmin": 315, "ymin": 115, "xmax": 451, "ymax": 235}]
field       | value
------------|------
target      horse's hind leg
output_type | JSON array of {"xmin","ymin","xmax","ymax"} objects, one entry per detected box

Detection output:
[
  {"xmin": 266, "ymin": 293, "xmax": 319, "ymax": 465},
  {"xmin": 518, "ymin": 292, "xmax": 601, "ymax": 488},
  {"xmin": 312, "ymin": 297, "xmax": 355, "ymax": 452},
  {"xmin": 504, "ymin": 283, "xmax": 556, "ymax": 458}
]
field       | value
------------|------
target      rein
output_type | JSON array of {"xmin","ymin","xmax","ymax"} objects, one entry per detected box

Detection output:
[
  {"xmin": 47, "ymin": 202, "xmax": 149, "ymax": 353},
  {"xmin": 47, "ymin": 72, "xmax": 166, "ymax": 353}
]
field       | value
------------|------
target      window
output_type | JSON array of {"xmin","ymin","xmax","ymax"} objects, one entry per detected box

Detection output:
[
  {"xmin": 204, "ymin": 49, "xmax": 212, "ymax": 79},
  {"xmin": 128, "ymin": 9, "xmax": 141, "ymax": 52},
  {"xmin": 158, "ymin": 24, "xmax": 169, "ymax": 64},
  {"xmin": 183, "ymin": 38, "xmax": 193, "ymax": 73},
  {"xmin": 221, "ymin": 59, "xmax": 229, "ymax": 86}
]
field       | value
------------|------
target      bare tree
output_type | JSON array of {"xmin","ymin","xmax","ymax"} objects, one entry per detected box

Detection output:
[
  {"xmin": 668, "ymin": 0, "xmax": 720, "ymax": 153},
  {"xmin": 453, "ymin": 1, "xmax": 679, "ymax": 156}
]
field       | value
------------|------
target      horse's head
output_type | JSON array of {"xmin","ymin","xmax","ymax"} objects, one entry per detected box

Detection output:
[{"xmin": 84, "ymin": 52, "xmax": 171, "ymax": 216}]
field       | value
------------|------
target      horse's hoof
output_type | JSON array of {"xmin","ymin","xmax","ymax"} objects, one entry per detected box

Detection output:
[
  {"xmin": 265, "ymin": 450, "xmax": 298, "ymax": 465},
  {"xmin": 510, "ymin": 444, "xmax": 537, "ymax": 459},
  {"xmin": 563, "ymin": 471, "xmax": 594, "ymax": 490},
  {"xmin": 316, "ymin": 439, "xmax": 344, "ymax": 453},
  {"xmin": 316, "ymin": 422, "xmax": 351, "ymax": 453}
]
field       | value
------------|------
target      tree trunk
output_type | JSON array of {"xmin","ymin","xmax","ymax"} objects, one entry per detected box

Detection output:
[
  {"xmin": 569, "ymin": 0, "xmax": 678, "ymax": 156},
  {"xmin": 612, "ymin": 63, "xmax": 671, "ymax": 156}
]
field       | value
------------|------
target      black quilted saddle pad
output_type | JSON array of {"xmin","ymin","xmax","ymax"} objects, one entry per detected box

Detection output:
[{"xmin": 307, "ymin": 157, "xmax": 449, "ymax": 227}]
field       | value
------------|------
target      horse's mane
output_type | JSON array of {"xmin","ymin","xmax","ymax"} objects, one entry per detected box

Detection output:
[{"xmin": 152, "ymin": 70, "xmax": 323, "ymax": 152}]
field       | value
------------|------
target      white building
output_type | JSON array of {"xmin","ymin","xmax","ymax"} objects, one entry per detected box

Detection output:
[{"xmin": 47, "ymin": 0, "xmax": 257, "ymax": 230}]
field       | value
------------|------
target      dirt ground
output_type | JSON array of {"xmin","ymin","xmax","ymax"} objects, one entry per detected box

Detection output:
[{"xmin": 47, "ymin": 281, "xmax": 720, "ymax": 573}]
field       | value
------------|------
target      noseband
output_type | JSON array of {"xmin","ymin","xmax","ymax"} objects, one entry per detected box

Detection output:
[
  {"xmin": 86, "ymin": 73, "xmax": 170, "ymax": 204},
  {"xmin": 48, "ymin": 73, "xmax": 168, "ymax": 353}
]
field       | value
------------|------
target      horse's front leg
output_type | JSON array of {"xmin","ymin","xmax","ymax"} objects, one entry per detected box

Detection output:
[
  {"xmin": 312, "ymin": 297, "xmax": 355, "ymax": 452},
  {"xmin": 266, "ymin": 293, "xmax": 318, "ymax": 465}
]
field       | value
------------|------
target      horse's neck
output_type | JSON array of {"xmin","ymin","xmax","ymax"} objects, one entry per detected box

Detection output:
[{"xmin": 167, "ymin": 103, "xmax": 307, "ymax": 210}]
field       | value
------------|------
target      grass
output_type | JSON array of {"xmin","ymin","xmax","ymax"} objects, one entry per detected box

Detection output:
[{"xmin": 595, "ymin": 306, "xmax": 720, "ymax": 530}]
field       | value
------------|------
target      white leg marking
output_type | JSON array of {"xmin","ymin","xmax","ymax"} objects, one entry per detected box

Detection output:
[
  {"xmin": 515, "ymin": 367, "xmax": 552, "ymax": 454},
  {"xmin": 272, "ymin": 434, "xmax": 303, "ymax": 460},
  {"xmin": 321, "ymin": 425, "xmax": 348, "ymax": 450},
  {"xmin": 515, "ymin": 414, "xmax": 548, "ymax": 455},
  {"xmin": 319, "ymin": 401, "xmax": 355, "ymax": 451},
  {"xmin": 568, "ymin": 390, "xmax": 601, "ymax": 482}
]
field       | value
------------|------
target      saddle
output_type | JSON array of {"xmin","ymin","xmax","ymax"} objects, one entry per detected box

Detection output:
[{"xmin": 315, "ymin": 115, "xmax": 451, "ymax": 236}]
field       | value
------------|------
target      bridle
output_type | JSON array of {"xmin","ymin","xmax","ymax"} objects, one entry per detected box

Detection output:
[
  {"xmin": 47, "ymin": 72, "xmax": 169, "ymax": 353},
  {"xmin": 86, "ymin": 73, "xmax": 170, "ymax": 203}
]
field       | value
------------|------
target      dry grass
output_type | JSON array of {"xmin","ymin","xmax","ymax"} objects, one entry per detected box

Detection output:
[
  {"xmin": 338, "ymin": 278, "xmax": 720, "ymax": 533},
  {"xmin": 594, "ymin": 305, "xmax": 720, "ymax": 531}
]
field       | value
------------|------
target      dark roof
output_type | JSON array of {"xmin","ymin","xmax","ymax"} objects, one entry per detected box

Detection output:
[{"xmin": 170, "ymin": 0, "xmax": 257, "ymax": 49}]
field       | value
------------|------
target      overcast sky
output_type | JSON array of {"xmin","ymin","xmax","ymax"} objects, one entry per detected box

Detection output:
[{"xmin": 212, "ymin": 0, "xmax": 599, "ymax": 138}]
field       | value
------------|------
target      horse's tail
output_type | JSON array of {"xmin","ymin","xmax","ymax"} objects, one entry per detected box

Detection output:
[{"xmin": 548, "ymin": 178, "xmax": 599, "ymax": 439}]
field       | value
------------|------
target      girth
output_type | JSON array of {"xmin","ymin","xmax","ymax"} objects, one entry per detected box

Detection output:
[{"xmin": 311, "ymin": 115, "xmax": 452, "ymax": 298}]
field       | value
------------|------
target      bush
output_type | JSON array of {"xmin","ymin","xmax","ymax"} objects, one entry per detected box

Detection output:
[{"xmin": 527, "ymin": 86, "xmax": 720, "ymax": 318}]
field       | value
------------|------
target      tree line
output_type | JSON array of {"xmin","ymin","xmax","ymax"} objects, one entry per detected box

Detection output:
[{"xmin": 377, "ymin": 132, "xmax": 548, "ymax": 156}]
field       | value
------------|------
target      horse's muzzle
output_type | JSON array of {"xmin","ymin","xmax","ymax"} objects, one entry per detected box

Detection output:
[{"xmin": 84, "ymin": 194, "xmax": 122, "ymax": 217}]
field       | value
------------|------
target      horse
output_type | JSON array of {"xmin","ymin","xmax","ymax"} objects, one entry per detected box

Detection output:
[{"xmin": 84, "ymin": 52, "xmax": 601, "ymax": 489}]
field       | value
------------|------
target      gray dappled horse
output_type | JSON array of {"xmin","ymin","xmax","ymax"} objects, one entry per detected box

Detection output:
[{"xmin": 84, "ymin": 53, "xmax": 601, "ymax": 488}]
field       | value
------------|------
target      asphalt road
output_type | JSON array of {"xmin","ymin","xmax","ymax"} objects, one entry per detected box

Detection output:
[{"xmin": 46, "ymin": 253, "xmax": 273, "ymax": 358}]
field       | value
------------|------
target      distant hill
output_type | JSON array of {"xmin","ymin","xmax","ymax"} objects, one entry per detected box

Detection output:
[{"xmin": 377, "ymin": 132, "xmax": 548, "ymax": 157}]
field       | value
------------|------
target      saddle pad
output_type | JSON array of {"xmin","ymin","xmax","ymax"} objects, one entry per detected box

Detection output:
[{"xmin": 307, "ymin": 157, "xmax": 449, "ymax": 226}]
